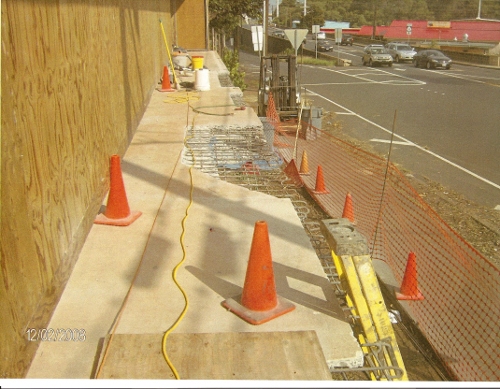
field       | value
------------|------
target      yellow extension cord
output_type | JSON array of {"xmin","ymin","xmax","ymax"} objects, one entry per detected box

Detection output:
[
  {"xmin": 161, "ymin": 94, "xmax": 198, "ymax": 380},
  {"xmin": 94, "ymin": 92, "xmax": 196, "ymax": 380},
  {"xmin": 157, "ymin": 22, "xmax": 194, "ymax": 378},
  {"xmin": 160, "ymin": 166, "xmax": 193, "ymax": 379},
  {"xmin": 164, "ymin": 91, "xmax": 199, "ymax": 105},
  {"xmin": 161, "ymin": 95, "xmax": 240, "ymax": 378}
]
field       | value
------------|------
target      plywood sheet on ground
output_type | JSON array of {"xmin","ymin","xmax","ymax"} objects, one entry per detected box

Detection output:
[{"xmin": 95, "ymin": 331, "xmax": 332, "ymax": 380}]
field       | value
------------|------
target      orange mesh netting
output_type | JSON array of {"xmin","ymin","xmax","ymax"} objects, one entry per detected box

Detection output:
[{"xmin": 274, "ymin": 118, "xmax": 500, "ymax": 381}]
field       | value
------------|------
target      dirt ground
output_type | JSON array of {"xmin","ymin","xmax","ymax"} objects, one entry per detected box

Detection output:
[{"xmin": 239, "ymin": 61, "xmax": 500, "ymax": 270}]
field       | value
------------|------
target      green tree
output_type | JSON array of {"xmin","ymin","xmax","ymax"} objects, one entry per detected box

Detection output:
[
  {"xmin": 301, "ymin": 3, "xmax": 326, "ymax": 29},
  {"xmin": 209, "ymin": 0, "xmax": 262, "ymax": 35},
  {"xmin": 270, "ymin": 0, "xmax": 500, "ymax": 30},
  {"xmin": 275, "ymin": 0, "xmax": 303, "ymax": 28},
  {"xmin": 410, "ymin": 0, "xmax": 433, "ymax": 20}
]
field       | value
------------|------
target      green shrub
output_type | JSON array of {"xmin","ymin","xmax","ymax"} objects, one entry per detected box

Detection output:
[{"xmin": 222, "ymin": 49, "xmax": 247, "ymax": 91}]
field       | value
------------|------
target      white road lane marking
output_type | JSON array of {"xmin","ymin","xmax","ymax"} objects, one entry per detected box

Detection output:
[
  {"xmin": 304, "ymin": 88, "xmax": 500, "ymax": 192},
  {"xmin": 303, "ymin": 65, "xmax": 426, "ymax": 86},
  {"xmin": 419, "ymin": 68, "xmax": 500, "ymax": 87},
  {"xmin": 370, "ymin": 138, "xmax": 414, "ymax": 146}
]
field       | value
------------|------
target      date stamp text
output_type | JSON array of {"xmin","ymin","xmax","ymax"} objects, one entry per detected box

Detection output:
[{"xmin": 26, "ymin": 328, "xmax": 86, "ymax": 342}]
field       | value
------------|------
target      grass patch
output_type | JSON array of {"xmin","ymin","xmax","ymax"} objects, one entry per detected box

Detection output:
[
  {"xmin": 279, "ymin": 48, "xmax": 338, "ymax": 67},
  {"xmin": 296, "ymin": 56, "xmax": 337, "ymax": 67}
]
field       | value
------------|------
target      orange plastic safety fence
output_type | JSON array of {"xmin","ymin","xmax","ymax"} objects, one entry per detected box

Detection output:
[{"xmin": 275, "ymin": 119, "xmax": 500, "ymax": 381}]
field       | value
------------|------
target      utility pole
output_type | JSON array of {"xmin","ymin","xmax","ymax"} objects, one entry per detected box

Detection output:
[
  {"xmin": 477, "ymin": 0, "xmax": 483, "ymax": 19},
  {"xmin": 276, "ymin": 0, "xmax": 279, "ymax": 18},
  {"xmin": 371, "ymin": 1, "xmax": 377, "ymax": 40},
  {"xmin": 304, "ymin": 0, "xmax": 307, "ymax": 16},
  {"xmin": 263, "ymin": 0, "xmax": 269, "ymax": 56}
]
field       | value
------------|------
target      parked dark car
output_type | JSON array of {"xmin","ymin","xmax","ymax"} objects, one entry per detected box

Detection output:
[
  {"xmin": 340, "ymin": 34, "xmax": 353, "ymax": 46},
  {"xmin": 272, "ymin": 30, "xmax": 285, "ymax": 39},
  {"xmin": 317, "ymin": 40, "xmax": 333, "ymax": 52},
  {"xmin": 413, "ymin": 49, "xmax": 452, "ymax": 69}
]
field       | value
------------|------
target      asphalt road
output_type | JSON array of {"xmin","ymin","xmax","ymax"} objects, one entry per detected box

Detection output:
[{"xmin": 240, "ymin": 43, "xmax": 500, "ymax": 210}]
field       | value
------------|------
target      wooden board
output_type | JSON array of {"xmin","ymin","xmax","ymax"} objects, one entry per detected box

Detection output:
[{"xmin": 94, "ymin": 331, "xmax": 332, "ymax": 380}]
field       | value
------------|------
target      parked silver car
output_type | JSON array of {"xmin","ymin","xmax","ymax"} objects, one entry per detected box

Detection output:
[
  {"xmin": 385, "ymin": 42, "xmax": 416, "ymax": 63},
  {"xmin": 363, "ymin": 43, "xmax": 384, "ymax": 53},
  {"xmin": 362, "ymin": 47, "xmax": 393, "ymax": 67}
]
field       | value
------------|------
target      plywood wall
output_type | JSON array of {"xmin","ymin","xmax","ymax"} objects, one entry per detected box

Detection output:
[
  {"xmin": 0, "ymin": 0, "xmax": 205, "ymax": 378},
  {"xmin": 174, "ymin": 0, "xmax": 208, "ymax": 49}
]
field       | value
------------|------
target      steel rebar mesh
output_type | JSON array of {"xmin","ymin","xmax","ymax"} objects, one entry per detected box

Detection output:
[{"xmin": 181, "ymin": 117, "xmax": 426, "ymax": 380}]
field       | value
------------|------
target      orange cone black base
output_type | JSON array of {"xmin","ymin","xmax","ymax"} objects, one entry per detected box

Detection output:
[
  {"xmin": 94, "ymin": 154, "xmax": 142, "ymax": 226},
  {"xmin": 221, "ymin": 220, "xmax": 295, "ymax": 325}
]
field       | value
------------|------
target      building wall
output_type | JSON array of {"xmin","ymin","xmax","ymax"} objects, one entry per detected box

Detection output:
[
  {"xmin": 174, "ymin": 0, "xmax": 208, "ymax": 49},
  {"xmin": 0, "ymin": 0, "xmax": 206, "ymax": 378}
]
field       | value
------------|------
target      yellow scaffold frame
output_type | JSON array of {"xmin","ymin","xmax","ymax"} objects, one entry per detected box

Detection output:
[{"xmin": 331, "ymin": 251, "xmax": 408, "ymax": 381}]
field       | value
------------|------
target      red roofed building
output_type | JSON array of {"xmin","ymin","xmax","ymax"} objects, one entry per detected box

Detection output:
[{"xmin": 357, "ymin": 19, "xmax": 500, "ymax": 43}]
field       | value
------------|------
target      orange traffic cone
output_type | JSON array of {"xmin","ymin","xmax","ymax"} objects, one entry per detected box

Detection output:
[
  {"xmin": 342, "ymin": 192, "xmax": 355, "ymax": 223},
  {"xmin": 396, "ymin": 252, "xmax": 424, "ymax": 301},
  {"xmin": 267, "ymin": 92, "xmax": 292, "ymax": 149},
  {"xmin": 266, "ymin": 92, "xmax": 280, "ymax": 124},
  {"xmin": 299, "ymin": 150, "xmax": 310, "ymax": 175},
  {"xmin": 313, "ymin": 165, "xmax": 329, "ymax": 194},
  {"xmin": 284, "ymin": 159, "xmax": 303, "ymax": 187},
  {"xmin": 157, "ymin": 65, "xmax": 175, "ymax": 92},
  {"xmin": 94, "ymin": 154, "xmax": 142, "ymax": 226},
  {"xmin": 221, "ymin": 220, "xmax": 295, "ymax": 325}
]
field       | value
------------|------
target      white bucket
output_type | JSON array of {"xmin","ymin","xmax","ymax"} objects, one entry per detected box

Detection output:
[{"xmin": 195, "ymin": 68, "xmax": 210, "ymax": 91}]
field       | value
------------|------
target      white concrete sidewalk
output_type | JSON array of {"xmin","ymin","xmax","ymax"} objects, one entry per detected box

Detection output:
[{"xmin": 26, "ymin": 51, "xmax": 362, "ymax": 381}]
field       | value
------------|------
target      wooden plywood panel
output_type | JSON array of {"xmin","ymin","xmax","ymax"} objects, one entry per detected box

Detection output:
[
  {"xmin": 95, "ymin": 331, "xmax": 332, "ymax": 380},
  {"xmin": 175, "ymin": 0, "xmax": 206, "ymax": 49},
  {"xmin": 1, "ymin": 0, "xmax": 174, "ymax": 377}
]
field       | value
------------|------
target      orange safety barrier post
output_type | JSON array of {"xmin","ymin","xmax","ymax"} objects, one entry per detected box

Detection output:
[
  {"xmin": 342, "ymin": 192, "xmax": 355, "ymax": 223},
  {"xmin": 299, "ymin": 150, "xmax": 310, "ymax": 175},
  {"xmin": 221, "ymin": 220, "xmax": 295, "ymax": 325},
  {"xmin": 94, "ymin": 154, "xmax": 142, "ymax": 226},
  {"xmin": 396, "ymin": 252, "xmax": 424, "ymax": 301},
  {"xmin": 284, "ymin": 159, "xmax": 303, "ymax": 187},
  {"xmin": 157, "ymin": 65, "xmax": 176, "ymax": 92},
  {"xmin": 313, "ymin": 165, "xmax": 330, "ymax": 194}
]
